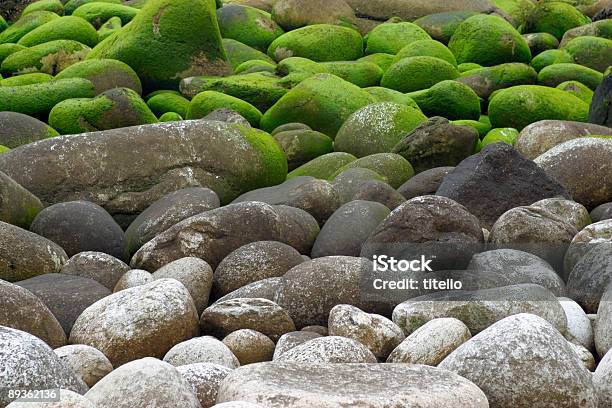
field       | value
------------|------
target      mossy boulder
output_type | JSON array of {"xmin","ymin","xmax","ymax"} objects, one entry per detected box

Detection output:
[
  {"xmin": 158, "ymin": 112, "xmax": 183, "ymax": 122},
  {"xmin": 273, "ymin": 128, "xmax": 333, "ymax": 170},
  {"xmin": 334, "ymin": 102, "xmax": 427, "ymax": 158},
  {"xmin": 276, "ymin": 56, "xmax": 327, "ymax": 76},
  {"xmin": 538, "ymin": 63, "xmax": 603, "ymax": 90},
  {"xmin": 235, "ymin": 59, "xmax": 276, "ymax": 74},
  {"xmin": 364, "ymin": 87, "xmax": 421, "ymax": 109},
  {"xmin": 522, "ymin": 32, "xmax": 560, "ymax": 56},
  {"xmin": 458, "ymin": 62, "xmax": 538, "ymax": 99},
  {"xmin": 458, "ymin": 62, "xmax": 483, "ymax": 72},
  {"xmin": 72, "ymin": 2, "xmax": 139, "ymax": 28},
  {"xmin": 357, "ymin": 53, "xmax": 394, "ymax": 72},
  {"xmin": 381, "ymin": 56, "xmax": 460, "ymax": 93},
  {"xmin": 481, "ymin": 127, "xmax": 519, "ymax": 147},
  {"xmin": 530, "ymin": 49, "xmax": 574, "ymax": 72},
  {"xmin": 330, "ymin": 153, "xmax": 414, "ymax": 188},
  {"xmin": 560, "ymin": 19, "xmax": 612, "ymax": 46},
  {"xmin": 1, "ymin": 40, "xmax": 90, "ymax": 76},
  {"xmin": 0, "ymin": 78, "xmax": 95, "ymax": 117},
  {"xmin": 562, "ymin": 36, "xmax": 612, "ymax": 72},
  {"xmin": 0, "ymin": 17, "xmax": 6, "ymax": 34},
  {"xmin": 223, "ymin": 38, "xmax": 274, "ymax": 69},
  {"xmin": 267, "ymin": 24, "xmax": 363, "ymax": 62},
  {"xmin": 407, "ymin": 80, "xmax": 481, "ymax": 120},
  {"xmin": 287, "ymin": 151, "xmax": 356, "ymax": 180},
  {"xmin": 22, "ymin": 0, "xmax": 64, "ymax": 16},
  {"xmin": 0, "ymin": 44, "xmax": 26, "ymax": 66},
  {"xmin": 524, "ymin": 1, "xmax": 591, "ymax": 40},
  {"xmin": 319, "ymin": 61, "xmax": 383, "ymax": 87},
  {"xmin": 365, "ymin": 22, "xmax": 431, "ymax": 55},
  {"xmin": 17, "ymin": 16, "xmax": 98, "ymax": 47},
  {"xmin": 180, "ymin": 72, "xmax": 287, "ymax": 111},
  {"xmin": 64, "ymin": 0, "xmax": 121, "ymax": 15},
  {"xmin": 0, "ymin": 72, "xmax": 53, "ymax": 86},
  {"xmin": 217, "ymin": 4, "xmax": 284, "ymax": 51},
  {"xmin": 0, "ymin": 11, "xmax": 61, "ymax": 45},
  {"xmin": 186, "ymin": 90, "xmax": 263, "ymax": 126},
  {"xmin": 413, "ymin": 10, "xmax": 479, "ymax": 44},
  {"xmin": 146, "ymin": 92, "xmax": 190, "ymax": 117},
  {"xmin": 87, "ymin": 0, "xmax": 232, "ymax": 92},
  {"xmin": 97, "ymin": 16, "xmax": 122, "ymax": 42},
  {"xmin": 490, "ymin": 0, "xmax": 536, "ymax": 26},
  {"xmin": 452, "ymin": 118, "xmax": 492, "ymax": 138},
  {"xmin": 48, "ymin": 87, "xmax": 158, "ymax": 134},
  {"xmin": 556, "ymin": 80, "xmax": 594, "ymax": 103},
  {"xmin": 54, "ymin": 58, "xmax": 142, "ymax": 95},
  {"xmin": 0, "ymin": 146, "xmax": 9, "ymax": 153},
  {"xmin": 393, "ymin": 39, "xmax": 457, "ymax": 67},
  {"xmin": 271, "ymin": 0, "xmax": 358, "ymax": 31},
  {"xmin": 0, "ymin": 111, "xmax": 59, "ymax": 148},
  {"xmin": 488, "ymin": 85, "xmax": 590, "ymax": 129},
  {"xmin": 449, "ymin": 14, "xmax": 531, "ymax": 66},
  {"xmin": 260, "ymin": 73, "xmax": 376, "ymax": 137}
]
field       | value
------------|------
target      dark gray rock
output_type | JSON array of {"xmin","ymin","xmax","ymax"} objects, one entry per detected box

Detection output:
[
  {"xmin": 0, "ymin": 111, "xmax": 58, "ymax": 148},
  {"xmin": 0, "ymin": 170, "xmax": 43, "ymax": 229},
  {"xmin": 331, "ymin": 167, "xmax": 386, "ymax": 204},
  {"xmin": 567, "ymin": 245, "xmax": 612, "ymax": 313},
  {"xmin": 591, "ymin": 202, "xmax": 612, "ymax": 222},
  {"xmin": 60, "ymin": 251, "xmax": 129, "ymax": 292},
  {"xmin": 351, "ymin": 180, "xmax": 406, "ymax": 210},
  {"xmin": 589, "ymin": 73, "xmax": 611, "ymax": 126},
  {"xmin": 398, "ymin": 166, "xmax": 454, "ymax": 199}
]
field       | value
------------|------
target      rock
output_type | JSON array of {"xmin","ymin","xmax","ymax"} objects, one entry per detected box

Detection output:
[
  {"xmin": 589, "ymin": 73, "xmax": 611, "ymax": 126},
  {"xmin": 17, "ymin": 15, "xmax": 97, "ymax": 47},
  {"xmin": 85, "ymin": 357, "xmax": 201, "ymax": 408},
  {"xmin": 0, "ymin": 279, "xmax": 66, "ymax": 348},
  {"xmin": 176, "ymin": 363, "xmax": 233, "ymax": 408},
  {"xmin": 271, "ymin": 0, "xmax": 357, "ymax": 31},
  {"xmin": 146, "ymin": 92, "xmax": 190, "ymax": 117},
  {"xmin": 538, "ymin": 63, "xmax": 603, "ymax": 91},
  {"xmin": 272, "ymin": 129, "xmax": 333, "ymax": 171},
  {"xmin": 287, "ymin": 152, "xmax": 357, "ymax": 180},
  {"xmin": 596, "ymin": 284, "xmax": 612, "ymax": 357},
  {"xmin": 70, "ymin": 279, "xmax": 199, "ymax": 367},
  {"xmin": 562, "ymin": 36, "xmax": 612, "ymax": 72},
  {"xmin": 387, "ymin": 317, "xmax": 471, "ymax": 365},
  {"xmin": 276, "ymin": 336, "xmax": 376, "ymax": 363},
  {"xmin": 559, "ymin": 80, "xmax": 596, "ymax": 104},
  {"xmin": 54, "ymin": 58, "xmax": 142, "ymax": 95},
  {"xmin": 301, "ymin": 325, "xmax": 328, "ymax": 335},
  {"xmin": 273, "ymin": 331, "xmax": 321, "ymax": 360},
  {"xmin": 0, "ymin": 326, "xmax": 87, "ymax": 407},
  {"xmin": 524, "ymin": 1, "xmax": 592, "ymax": 40},
  {"xmin": 87, "ymin": 0, "xmax": 231, "ymax": 91},
  {"xmin": 17, "ymin": 273, "xmax": 110, "ymax": 335},
  {"xmin": 31, "ymin": 201, "xmax": 124, "ymax": 260},
  {"xmin": 0, "ymin": 221, "xmax": 68, "ymax": 282},
  {"xmin": 560, "ymin": 18, "xmax": 612, "ymax": 44},
  {"xmin": 393, "ymin": 39, "xmax": 457, "ymax": 67},
  {"xmin": 351, "ymin": 180, "xmax": 406, "ymax": 210},
  {"xmin": 559, "ymin": 297, "xmax": 593, "ymax": 350},
  {"xmin": 0, "ymin": 11, "xmax": 60, "ymax": 44},
  {"xmin": 569, "ymin": 341, "xmax": 596, "ymax": 371},
  {"xmin": 6, "ymin": 389, "xmax": 95, "ymax": 408},
  {"xmin": 201, "ymin": 298, "xmax": 295, "ymax": 341},
  {"xmin": 152, "ymin": 257, "xmax": 213, "ymax": 315},
  {"xmin": 217, "ymin": 4, "xmax": 283, "ymax": 52},
  {"xmin": 1, "ymin": 39, "xmax": 90, "ymax": 76},
  {"xmin": 530, "ymin": 49, "xmax": 574, "ymax": 72},
  {"xmin": 592, "ymin": 202, "xmax": 612, "ymax": 222},
  {"xmin": 186, "ymin": 90, "xmax": 262, "ymax": 127},
  {"xmin": 216, "ymin": 360, "xmax": 488, "ymax": 406},
  {"xmin": 212, "ymin": 241, "xmax": 303, "ymax": 299},
  {"xmin": 457, "ymin": 63, "xmax": 538, "ymax": 100},
  {"xmin": 594, "ymin": 349, "xmax": 612, "ymax": 407},
  {"xmin": 203, "ymin": 108, "xmax": 251, "ymax": 127},
  {"xmin": 54, "ymin": 344, "xmax": 113, "ymax": 388},
  {"xmin": 398, "ymin": 166, "xmax": 454, "ymax": 199},
  {"xmin": 564, "ymin": 219, "xmax": 612, "ymax": 278},
  {"xmin": 131, "ymin": 202, "xmax": 318, "ymax": 271},
  {"xmin": 392, "ymin": 117, "xmax": 478, "ymax": 174},
  {"xmin": 0, "ymin": 170, "xmax": 43, "ymax": 229},
  {"xmin": 523, "ymin": 32, "xmax": 559, "ymax": 56},
  {"xmin": 365, "ymin": 22, "xmax": 431, "ymax": 55},
  {"xmin": 0, "ymin": 121, "xmax": 287, "ymax": 226},
  {"xmin": 222, "ymin": 329, "xmax": 275, "ymax": 365},
  {"xmin": 328, "ymin": 304, "xmax": 404, "ymax": 359},
  {"xmin": 535, "ymin": 138, "xmax": 612, "ymax": 209},
  {"xmin": 439, "ymin": 314, "xmax": 597, "ymax": 408},
  {"xmin": 516, "ymin": 120, "xmax": 612, "ymax": 159},
  {"xmin": 59, "ymin": 252, "xmax": 128, "ymax": 292},
  {"xmin": 311, "ymin": 200, "xmax": 390, "ymax": 258},
  {"xmin": 406, "ymin": 80, "xmax": 481, "ymax": 121},
  {"xmin": 0, "ymin": 111, "xmax": 58, "ymax": 149},
  {"xmin": 71, "ymin": 3, "xmax": 138, "ymax": 28},
  {"xmin": 163, "ymin": 336, "xmax": 240, "ymax": 368},
  {"xmin": 381, "ymin": 56, "xmax": 459, "ymax": 93},
  {"xmin": 96, "ymin": 15, "xmax": 123, "ymax": 42},
  {"xmin": 413, "ymin": 10, "xmax": 478, "ymax": 44},
  {"xmin": 112, "ymin": 269, "xmax": 152, "ymax": 292},
  {"xmin": 393, "ymin": 284, "xmax": 567, "ymax": 335}
]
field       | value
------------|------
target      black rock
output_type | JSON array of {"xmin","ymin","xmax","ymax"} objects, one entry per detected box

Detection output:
[
  {"xmin": 398, "ymin": 166, "xmax": 454, "ymax": 199},
  {"xmin": 589, "ymin": 73, "xmax": 612, "ymax": 126}
]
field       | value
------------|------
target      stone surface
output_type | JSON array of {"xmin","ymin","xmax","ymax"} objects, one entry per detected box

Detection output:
[
  {"xmin": 398, "ymin": 167, "xmax": 453, "ymax": 200},
  {"xmin": 595, "ymin": 284, "xmax": 612, "ymax": 357},
  {"xmin": 559, "ymin": 297, "xmax": 593, "ymax": 350},
  {"xmin": 273, "ymin": 331, "xmax": 322, "ymax": 360},
  {"xmin": 163, "ymin": 336, "xmax": 240, "ymax": 369},
  {"xmin": 61, "ymin": 252, "xmax": 129, "ymax": 292},
  {"xmin": 0, "ymin": 170, "xmax": 43, "ymax": 229},
  {"xmin": 564, "ymin": 219, "xmax": 612, "ymax": 279},
  {"xmin": 112, "ymin": 269, "xmax": 152, "ymax": 292},
  {"xmin": 594, "ymin": 349, "xmax": 612, "ymax": 407},
  {"xmin": 222, "ymin": 329, "xmax": 275, "ymax": 365},
  {"xmin": 176, "ymin": 363, "xmax": 233, "ymax": 408},
  {"xmin": 275, "ymin": 336, "xmax": 377, "ymax": 363},
  {"xmin": 567, "ymin": 244, "xmax": 612, "ymax": 314},
  {"xmin": 54, "ymin": 344, "xmax": 113, "ymax": 388},
  {"xmin": 589, "ymin": 72, "xmax": 611, "ymax": 126}
]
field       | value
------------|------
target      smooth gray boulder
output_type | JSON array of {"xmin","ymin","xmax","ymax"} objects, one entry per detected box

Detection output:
[
  {"xmin": 0, "ymin": 170, "xmax": 43, "ymax": 229},
  {"xmin": 344, "ymin": 0, "xmax": 499, "ymax": 21}
]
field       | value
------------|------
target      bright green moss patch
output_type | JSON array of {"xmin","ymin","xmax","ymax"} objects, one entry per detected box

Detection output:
[
  {"xmin": 240, "ymin": 126, "xmax": 288, "ymax": 188},
  {"xmin": 481, "ymin": 127, "xmax": 519, "ymax": 147},
  {"xmin": 358, "ymin": 53, "xmax": 395, "ymax": 73},
  {"xmin": 217, "ymin": 4, "xmax": 284, "ymax": 51},
  {"xmin": 365, "ymin": 22, "xmax": 430, "ymax": 54},
  {"xmin": 522, "ymin": 32, "xmax": 560, "ymax": 56},
  {"xmin": 234, "ymin": 59, "xmax": 276, "ymax": 74},
  {"xmin": 319, "ymin": 61, "xmax": 383, "ymax": 87},
  {"xmin": 562, "ymin": 36, "xmax": 612, "ymax": 72},
  {"xmin": 538, "ymin": 63, "xmax": 603, "ymax": 90},
  {"xmin": 0, "ymin": 44, "xmax": 27, "ymax": 65},
  {"xmin": 330, "ymin": 153, "xmax": 414, "ymax": 188},
  {"xmin": 22, "ymin": 0, "xmax": 65, "ymax": 16},
  {"xmin": 186, "ymin": 90, "xmax": 263, "ymax": 126},
  {"xmin": 556, "ymin": 80, "xmax": 594, "ymax": 103},
  {"xmin": 0, "ymin": 145, "xmax": 10, "ymax": 154},
  {"xmin": 0, "ymin": 72, "xmax": 53, "ymax": 86},
  {"xmin": 158, "ymin": 111, "xmax": 183, "ymax": 122},
  {"xmin": 393, "ymin": 39, "xmax": 457, "ymax": 67},
  {"xmin": 55, "ymin": 58, "xmax": 143, "ymax": 95},
  {"xmin": 64, "ymin": 0, "xmax": 122, "ymax": 15},
  {"xmin": 458, "ymin": 62, "xmax": 483, "ymax": 72},
  {"xmin": 287, "ymin": 152, "xmax": 357, "ymax": 180},
  {"xmin": 147, "ymin": 92, "xmax": 190, "ymax": 117},
  {"xmin": 407, "ymin": 80, "xmax": 481, "ymax": 120},
  {"xmin": 451, "ymin": 119, "xmax": 492, "ymax": 138},
  {"xmin": 72, "ymin": 2, "xmax": 139, "ymax": 28},
  {"xmin": 223, "ymin": 38, "xmax": 274, "ymax": 69},
  {"xmin": 530, "ymin": 49, "xmax": 573, "ymax": 72},
  {"xmin": 97, "ymin": 16, "xmax": 122, "ymax": 42},
  {"xmin": 458, "ymin": 63, "xmax": 538, "ymax": 99},
  {"xmin": 381, "ymin": 56, "xmax": 460, "ymax": 93},
  {"xmin": 18, "ymin": 16, "xmax": 98, "ymax": 47},
  {"xmin": 1, "ymin": 39, "xmax": 90, "ymax": 76},
  {"xmin": 0, "ymin": 11, "xmax": 60, "ymax": 44},
  {"xmin": 524, "ymin": 1, "xmax": 591, "ymax": 40},
  {"xmin": 364, "ymin": 87, "xmax": 421, "ymax": 109}
]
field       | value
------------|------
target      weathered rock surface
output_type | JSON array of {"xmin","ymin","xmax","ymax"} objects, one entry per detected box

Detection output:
[
  {"xmin": 163, "ymin": 336, "xmax": 240, "ymax": 368},
  {"xmin": 54, "ymin": 344, "xmax": 113, "ymax": 388},
  {"xmin": 176, "ymin": 363, "xmax": 233, "ymax": 408},
  {"xmin": 0, "ymin": 170, "xmax": 43, "ymax": 229},
  {"xmin": 61, "ymin": 252, "xmax": 129, "ymax": 292}
]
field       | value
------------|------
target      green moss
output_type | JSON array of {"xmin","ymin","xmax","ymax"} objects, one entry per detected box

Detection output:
[
  {"xmin": 458, "ymin": 62, "xmax": 482, "ymax": 72},
  {"xmin": 240, "ymin": 126, "xmax": 288, "ymax": 188},
  {"xmin": 319, "ymin": 61, "xmax": 382, "ymax": 87},
  {"xmin": 481, "ymin": 127, "xmax": 519, "ymax": 147},
  {"xmin": 364, "ymin": 87, "xmax": 420, "ymax": 109},
  {"xmin": 234, "ymin": 59, "xmax": 276, "ymax": 74},
  {"xmin": 145, "ymin": 89, "xmax": 181, "ymax": 99},
  {"xmin": 449, "ymin": 14, "xmax": 531, "ymax": 66},
  {"xmin": 330, "ymin": 153, "xmax": 414, "ymax": 188},
  {"xmin": 0, "ymin": 17, "xmax": 7, "ymax": 34},
  {"xmin": 146, "ymin": 92, "xmax": 190, "ymax": 117},
  {"xmin": 530, "ymin": 49, "xmax": 573, "ymax": 72},
  {"xmin": 562, "ymin": 36, "xmax": 612, "ymax": 72},
  {"xmin": 186, "ymin": 90, "xmax": 262, "ymax": 126},
  {"xmin": 54, "ymin": 58, "xmax": 143, "ymax": 95},
  {"xmin": 452, "ymin": 119, "xmax": 491, "ymax": 138},
  {"xmin": 223, "ymin": 38, "xmax": 274, "ymax": 69},
  {"xmin": 0, "ymin": 145, "xmax": 10, "ymax": 154},
  {"xmin": 273, "ymin": 129, "xmax": 333, "ymax": 170},
  {"xmin": 538, "ymin": 63, "xmax": 603, "ymax": 90},
  {"xmin": 0, "ymin": 78, "xmax": 95, "ymax": 117},
  {"xmin": 413, "ymin": 11, "xmax": 478, "ymax": 44},
  {"xmin": 357, "ymin": 53, "xmax": 395, "ymax": 73},
  {"xmin": 64, "ymin": 0, "xmax": 122, "ymax": 15},
  {"xmin": 276, "ymin": 56, "xmax": 327, "ymax": 76},
  {"xmin": 458, "ymin": 62, "xmax": 538, "ymax": 99},
  {"xmin": 490, "ymin": 0, "xmax": 536, "ymax": 27},
  {"xmin": 72, "ymin": 2, "xmax": 139, "ymax": 28},
  {"xmin": 217, "ymin": 4, "xmax": 284, "ymax": 52},
  {"xmin": 365, "ymin": 22, "xmax": 430, "ymax": 54},
  {"xmin": 0, "ymin": 44, "xmax": 26, "ymax": 66},
  {"xmin": 260, "ymin": 73, "xmax": 377, "ymax": 137},
  {"xmin": 18, "ymin": 16, "xmax": 98, "ymax": 47},
  {"xmin": 381, "ymin": 56, "xmax": 459, "ymax": 93},
  {"xmin": 522, "ymin": 32, "xmax": 560, "ymax": 56},
  {"xmin": 267, "ymin": 24, "xmax": 363, "ymax": 62},
  {"xmin": 407, "ymin": 80, "xmax": 481, "ymax": 120},
  {"xmin": 97, "ymin": 16, "xmax": 122, "ymax": 42},
  {"xmin": 1, "ymin": 39, "xmax": 90, "ymax": 76},
  {"xmin": 524, "ymin": 2, "xmax": 591, "ymax": 40},
  {"xmin": 393, "ymin": 39, "xmax": 457, "ymax": 67},
  {"xmin": 158, "ymin": 111, "xmax": 183, "ymax": 121},
  {"xmin": 0, "ymin": 11, "xmax": 60, "ymax": 44},
  {"xmin": 488, "ymin": 85, "xmax": 589, "ymax": 129},
  {"xmin": 287, "ymin": 151, "xmax": 357, "ymax": 180},
  {"xmin": 556, "ymin": 80, "xmax": 594, "ymax": 103},
  {"xmin": 559, "ymin": 19, "xmax": 612, "ymax": 46},
  {"xmin": 22, "ymin": 0, "xmax": 65, "ymax": 16},
  {"xmin": 0, "ymin": 72, "xmax": 53, "ymax": 86}
]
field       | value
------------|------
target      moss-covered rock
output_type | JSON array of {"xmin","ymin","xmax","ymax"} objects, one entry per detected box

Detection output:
[
  {"xmin": 267, "ymin": 24, "xmax": 363, "ymax": 62},
  {"xmin": 330, "ymin": 153, "xmax": 414, "ymax": 188},
  {"xmin": 522, "ymin": 32, "xmax": 560, "ymax": 56},
  {"xmin": 0, "ymin": 17, "xmax": 6, "ymax": 34},
  {"xmin": 524, "ymin": 1, "xmax": 591, "ymax": 40},
  {"xmin": 54, "ymin": 58, "xmax": 142, "ymax": 95},
  {"xmin": 0, "ymin": 72, "xmax": 52, "ymax": 86},
  {"xmin": 223, "ymin": 38, "xmax": 274, "ymax": 69},
  {"xmin": 538, "ymin": 63, "xmax": 603, "ymax": 90},
  {"xmin": 48, "ymin": 87, "xmax": 158, "ymax": 134},
  {"xmin": 556, "ymin": 80, "xmax": 594, "ymax": 103},
  {"xmin": 0, "ymin": 145, "xmax": 9, "ymax": 153},
  {"xmin": 381, "ymin": 56, "xmax": 460, "ymax": 93},
  {"xmin": 158, "ymin": 112, "xmax": 183, "ymax": 122},
  {"xmin": 481, "ymin": 127, "xmax": 519, "ymax": 147},
  {"xmin": 407, "ymin": 80, "xmax": 481, "ymax": 120},
  {"xmin": 271, "ymin": 0, "xmax": 358, "ymax": 31},
  {"xmin": 562, "ymin": 35, "xmax": 612, "ymax": 72},
  {"xmin": 64, "ymin": 0, "xmax": 122, "ymax": 15},
  {"xmin": 560, "ymin": 19, "xmax": 612, "ymax": 47},
  {"xmin": 260, "ymin": 73, "xmax": 376, "ymax": 137},
  {"xmin": 146, "ymin": 92, "xmax": 190, "ymax": 117},
  {"xmin": 365, "ymin": 22, "xmax": 431, "ymax": 55},
  {"xmin": 273, "ymin": 128, "xmax": 333, "ymax": 170},
  {"xmin": 234, "ymin": 59, "xmax": 276, "ymax": 74},
  {"xmin": 72, "ymin": 2, "xmax": 139, "ymax": 28},
  {"xmin": 364, "ymin": 87, "xmax": 420, "ymax": 109},
  {"xmin": 0, "ymin": 111, "xmax": 59, "ymax": 148},
  {"xmin": 217, "ymin": 4, "xmax": 284, "ymax": 51},
  {"xmin": 22, "ymin": 0, "xmax": 64, "ymax": 16},
  {"xmin": 319, "ymin": 61, "xmax": 382, "ymax": 87},
  {"xmin": 357, "ymin": 53, "xmax": 394, "ymax": 72},
  {"xmin": 449, "ymin": 14, "xmax": 531, "ymax": 66},
  {"xmin": 0, "ymin": 44, "xmax": 26, "ymax": 66},
  {"xmin": 452, "ymin": 118, "xmax": 492, "ymax": 138},
  {"xmin": 490, "ymin": 0, "xmax": 536, "ymax": 26},
  {"xmin": 0, "ymin": 11, "xmax": 60, "ymax": 44},
  {"xmin": 287, "ymin": 151, "xmax": 356, "ymax": 180},
  {"xmin": 0, "ymin": 78, "xmax": 95, "ymax": 117},
  {"xmin": 488, "ymin": 85, "xmax": 590, "ymax": 129},
  {"xmin": 180, "ymin": 72, "xmax": 288, "ymax": 111},
  {"xmin": 17, "ymin": 15, "xmax": 98, "ymax": 47},
  {"xmin": 1, "ymin": 39, "xmax": 90, "ymax": 76},
  {"xmin": 458, "ymin": 62, "xmax": 538, "ymax": 99},
  {"xmin": 393, "ymin": 39, "xmax": 457, "ymax": 67},
  {"xmin": 87, "ymin": 0, "xmax": 232, "ymax": 92},
  {"xmin": 334, "ymin": 102, "xmax": 427, "ymax": 158},
  {"xmin": 530, "ymin": 49, "xmax": 574, "ymax": 72},
  {"xmin": 413, "ymin": 10, "xmax": 478, "ymax": 44},
  {"xmin": 458, "ymin": 62, "xmax": 483, "ymax": 72},
  {"xmin": 97, "ymin": 16, "xmax": 122, "ymax": 42},
  {"xmin": 186, "ymin": 90, "xmax": 263, "ymax": 126}
]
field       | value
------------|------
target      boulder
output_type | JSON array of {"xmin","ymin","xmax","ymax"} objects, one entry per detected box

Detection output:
[
  {"xmin": 594, "ymin": 349, "xmax": 612, "ymax": 407},
  {"xmin": 406, "ymin": 80, "xmax": 480, "ymax": 120},
  {"xmin": 596, "ymin": 284, "xmax": 612, "ymax": 357},
  {"xmin": 0, "ymin": 170, "xmax": 43, "ymax": 229},
  {"xmin": 398, "ymin": 167, "xmax": 453, "ymax": 199},
  {"xmin": 54, "ymin": 58, "xmax": 142, "ymax": 95},
  {"xmin": 186, "ymin": 90, "xmax": 263, "ymax": 127},
  {"xmin": 54, "ymin": 344, "xmax": 113, "ymax": 388},
  {"xmin": 176, "ymin": 363, "xmax": 233, "ymax": 408},
  {"xmin": 276, "ymin": 336, "xmax": 377, "ymax": 363},
  {"xmin": 457, "ymin": 62, "xmax": 537, "ymax": 100},
  {"xmin": 589, "ymin": 73, "xmax": 611, "ymax": 126},
  {"xmin": 222, "ymin": 329, "xmax": 275, "ymax": 365},
  {"xmin": 524, "ymin": 1, "xmax": 592, "ymax": 40},
  {"xmin": 17, "ymin": 15, "xmax": 97, "ymax": 47},
  {"xmin": 217, "ymin": 4, "xmax": 284, "ymax": 51},
  {"xmin": 273, "ymin": 331, "xmax": 322, "ymax": 360},
  {"xmin": 350, "ymin": 180, "xmax": 406, "ymax": 210},
  {"xmin": 0, "ymin": 111, "xmax": 58, "ymax": 149},
  {"xmin": 381, "ymin": 56, "xmax": 459, "ymax": 93},
  {"xmin": 271, "ymin": 0, "xmax": 357, "ymax": 31},
  {"xmin": 61, "ymin": 251, "xmax": 129, "ymax": 292},
  {"xmin": 562, "ymin": 36, "xmax": 612, "ymax": 72},
  {"xmin": 558, "ymin": 297, "xmax": 593, "ymax": 350},
  {"xmin": 287, "ymin": 152, "xmax": 357, "ymax": 180},
  {"xmin": 163, "ymin": 336, "xmax": 240, "ymax": 368},
  {"xmin": 365, "ymin": 22, "xmax": 430, "ymax": 55},
  {"xmin": 272, "ymin": 128, "xmax": 333, "ymax": 171},
  {"xmin": 112, "ymin": 269, "xmax": 152, "ymax": 292},
  {"xmin": 1, "ymin": 39, "xmax": 90, "ymax": 76},
  {"xmin": 567, "ymin": 244, "xmax": 612, "ymax": 314},
  {"xmin": 344, "ymin": 0, "xmax": 499, "ymax": 21},
  {"xmin": 538, "ymin": 63, "xmax": 603, "ymax": 91}
]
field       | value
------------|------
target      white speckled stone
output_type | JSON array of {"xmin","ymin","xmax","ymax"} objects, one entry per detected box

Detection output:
[{"xmin": 163, "ymin": 336, "xmax": 239, "ymax": 369}]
